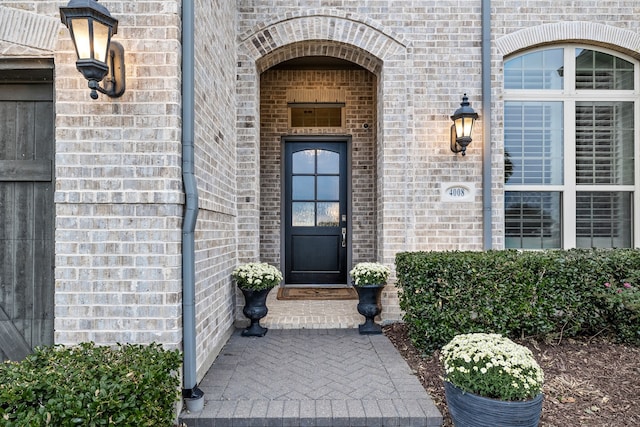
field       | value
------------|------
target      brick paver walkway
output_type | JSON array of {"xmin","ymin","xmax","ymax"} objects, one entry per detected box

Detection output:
[{"xmin": 180, "ymin": 328, "xmax": 442, "ymax": 427}]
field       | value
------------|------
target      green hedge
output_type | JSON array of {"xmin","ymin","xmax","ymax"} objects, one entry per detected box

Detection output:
[
  {"xmin": 396, "ymin": 249, "xmax": 640, "ymax": 354},
  {"xmin": 0, "ymin": 342, "xmax": 182, "ymax": 427}
]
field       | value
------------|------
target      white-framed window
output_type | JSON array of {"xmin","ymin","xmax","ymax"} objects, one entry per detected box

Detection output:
[{"xmin": 503, "ymin": 45, "xmax": 638, "ymax": 249}]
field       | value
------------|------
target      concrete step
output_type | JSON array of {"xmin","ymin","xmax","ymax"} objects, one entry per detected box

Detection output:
[{"xmin": 181, "ymin": 398, "xmax": 441, "ymax": 426}]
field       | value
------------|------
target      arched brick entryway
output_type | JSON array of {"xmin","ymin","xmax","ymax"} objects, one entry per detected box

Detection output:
[{"xmin": 235, "ymin": 11, "xmax": 409, "ymax": 326}]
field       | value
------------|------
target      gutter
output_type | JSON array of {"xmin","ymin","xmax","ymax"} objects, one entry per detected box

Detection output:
[
  {"xmin": 482, "ymin": 0, "xmax": 493, "ymax": 250},
  {"xmin": 180, "ymin": 0, "xmax": 203, "ymax": 409}
]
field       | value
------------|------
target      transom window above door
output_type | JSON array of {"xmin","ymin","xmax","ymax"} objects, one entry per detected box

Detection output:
[
  {"xmin": 503, "ymin": 45, "xmax": 638, "ymax": 249},
  {"xmin": 288, "ymin": 103, "xmax": 344, "ymax": 128}
]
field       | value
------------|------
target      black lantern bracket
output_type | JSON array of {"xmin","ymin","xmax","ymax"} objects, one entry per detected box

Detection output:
[
  {"xmin": 93, "ymin": 40, "xmax": 125, "ymax": 99},
  {"xmin": 450, "ymin": 94, "xmax": 479, "ymax": 156}
]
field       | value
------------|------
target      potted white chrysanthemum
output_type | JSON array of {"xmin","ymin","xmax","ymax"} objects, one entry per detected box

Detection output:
[
  {"xmin": 349, "ymin": 262, "xmax": 391, "ymax": 335},
  {"xmin": 440, "ymin": 333, "xmax": 544, "ymax": 427},
  {"xmin": 350, "ymin": 262, "xmax": 391, "ymax": 287},
  {"xmin": 232, "ymin": 262, "xmax": 283, "ymax": 337}
]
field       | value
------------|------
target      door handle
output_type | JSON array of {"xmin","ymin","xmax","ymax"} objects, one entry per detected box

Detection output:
[{"xmin": 341, "ymin": 227, "xmax": 347, "ymax": 247}]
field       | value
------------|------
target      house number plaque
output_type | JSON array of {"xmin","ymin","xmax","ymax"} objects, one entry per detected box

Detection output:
[{"xmin": 441, "ymin": 183, "xmax": 474, "ymax": 202}]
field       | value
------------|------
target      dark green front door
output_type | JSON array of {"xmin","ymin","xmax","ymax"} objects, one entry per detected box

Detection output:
[{"xmin": 284, "ymin": 139, "xmax": 348, "ymax": 285}]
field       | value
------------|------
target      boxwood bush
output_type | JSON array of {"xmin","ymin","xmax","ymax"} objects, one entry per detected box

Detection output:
[
  {"xmin": 0, "ymin": 342, "xmax": 182, "ymax": 426},
  {"xmin": 396, "ymin": 249, "xmax": 640, "ymax": 354}
]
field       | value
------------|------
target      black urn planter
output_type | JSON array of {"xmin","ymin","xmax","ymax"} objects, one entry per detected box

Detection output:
[
  {"xmin": 444, "ymin": 381, "xmax": 543, "ymax": 427},
  {"xmin": 354, "ymin": 284, "xmax": 385, "ymax": 334},
  {"xmin": 239, "ymin": 287, "xmax": 272, "ymax": 337}
]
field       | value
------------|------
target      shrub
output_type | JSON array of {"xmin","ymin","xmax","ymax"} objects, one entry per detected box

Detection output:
[
  {"xmin": 597, "ymin": 280, "xmax": 640, "ymax": 345},
  {"xmin": 0, "ymin": 342, "xmax": 182, "ymax": 427},
  {"xmin": 396, "ymin": 249, "xmax": 640, "ymax": 353}
]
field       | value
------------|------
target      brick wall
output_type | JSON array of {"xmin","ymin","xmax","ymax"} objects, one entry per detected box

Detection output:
[
  {"xmin": 191, "ymin": 0, "xmax": 238, "ymax": 378},
  {"xmin": 236, "ymin": 2, "xmax": 481, "ymax": 322},
  {"xmin": 51, "ymin": 0, "xmax": 239, "ymax": 379},
  {"xmin": 4, "ymin": 0, "xmax": 640, "ymax": 373},
  {"xmin": 1, "ymin": 0, "xmax": 238, "ymax": 380},
  {"xmin": 236, "ymin": 0, "xmax": 640, "ymax": 322},
  {"xmin": 53, "ymin": 0, "xmax": 184, "ymax": 347}
]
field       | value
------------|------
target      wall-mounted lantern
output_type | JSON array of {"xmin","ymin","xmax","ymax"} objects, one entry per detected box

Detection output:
[
  {"xmin": 450, "ymin": 94, "xmax": 478, "ymax": 156},
  {"xmin": 60, "ymin": 0, "xmax": 125, "ymax": 99}
]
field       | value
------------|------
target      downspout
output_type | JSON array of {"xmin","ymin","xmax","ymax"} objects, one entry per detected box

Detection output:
[
  {"xmin": 181, "ymin": 0, "xmax": 203, "ymax": 408},
  {"xmin": 482, "ymin": 0, "xmax": 493, "ymax": 250}
]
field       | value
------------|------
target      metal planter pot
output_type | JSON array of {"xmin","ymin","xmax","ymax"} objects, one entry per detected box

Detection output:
[{"xmin": 444, "ymin": 381, "xmax": 543, "ymax": 427}]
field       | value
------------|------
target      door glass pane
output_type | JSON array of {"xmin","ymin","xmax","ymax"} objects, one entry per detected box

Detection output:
[
  {"xmin": 317, "ymin": 202, "xmax": 340, "ymax": 227},
  {"xmin": 505, "ymin": 191, "xmax": 562, "ymax": 249},
  {"xmin": 575, "ymin": 102, "xmax": 634, "ymax": 185},
  {"xmin": 575, "ymin": 49, "xmax": 634, "ymax": 90},
  {"xmin": 317, "ymin": 176, "xmax": 339, "ymax": 200},
  {"xmin": 292, "ymin": 202, "xmax": 315, "ymax": 226},
  {"xmin": 504, "ymin": 49, "xmax": 563, "ymax": 89},
  {"xmin": 504, "ymin": 102, "xmax": 564, "ymax": 185},
  {"xmin": 292, "ymin": 150, "xmax": 315, "ymax": 174},
  {"xmin": 292, "ymin": 176, "xmax": 315, "ymax": 200},
  {"xmin": 576, "ymin": 191, "xmax": 632, "ymax": 248},
  {"xmin": 317, "ymin": 150, "xmax": 339, "ymax": 173}
]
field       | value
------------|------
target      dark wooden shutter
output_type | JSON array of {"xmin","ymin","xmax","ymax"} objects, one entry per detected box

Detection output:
[{"xmin": 0, "ymin": 70, "xmax": 54, "ymax": 361}]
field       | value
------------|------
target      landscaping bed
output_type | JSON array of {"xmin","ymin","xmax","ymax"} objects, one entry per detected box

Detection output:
[{"xmin": 384, "ymin": 323, "xmax": 640, "ymax": 427}]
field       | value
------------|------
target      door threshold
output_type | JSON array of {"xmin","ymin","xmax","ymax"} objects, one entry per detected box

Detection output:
[{"xmin": 277, "ymin": 286, "xmax": 357, "ymax": 301}]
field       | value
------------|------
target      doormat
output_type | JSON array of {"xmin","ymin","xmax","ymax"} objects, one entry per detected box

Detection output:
[{"xmin": 277, "ymin": 286, "xmax": 358, "ymax": 300}]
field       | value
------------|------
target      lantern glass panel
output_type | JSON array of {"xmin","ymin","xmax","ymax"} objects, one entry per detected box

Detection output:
[
  {"xmin": 454, "ymin": 117, "xmax": 463, "ymax": 138},
  {"xmin": 463, "ymin": 117, "xmax": 475, "ymax": 137},
  {"xmin": 70, "ymin": 18, "xmax": 91, "ymax": 59},
  {"xmin": 92, "ymin": 20, "xmax": 111, "ymax": 63},
  {"xmin": 455, "ymin": 116, "xmax": 475, "ymax": 139}
]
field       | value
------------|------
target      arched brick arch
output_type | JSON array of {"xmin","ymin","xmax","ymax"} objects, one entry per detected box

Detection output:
[
  {"xmin": 497, "ymin": 22, "xmax": 640, "ymax": 58},
  {"xmin": 239, "ymin": 9, "xmax": 406, "ymax": 63},
  {"xmin": 257, "ymin": 41, "xmax": 382, "ymax": 75}
]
